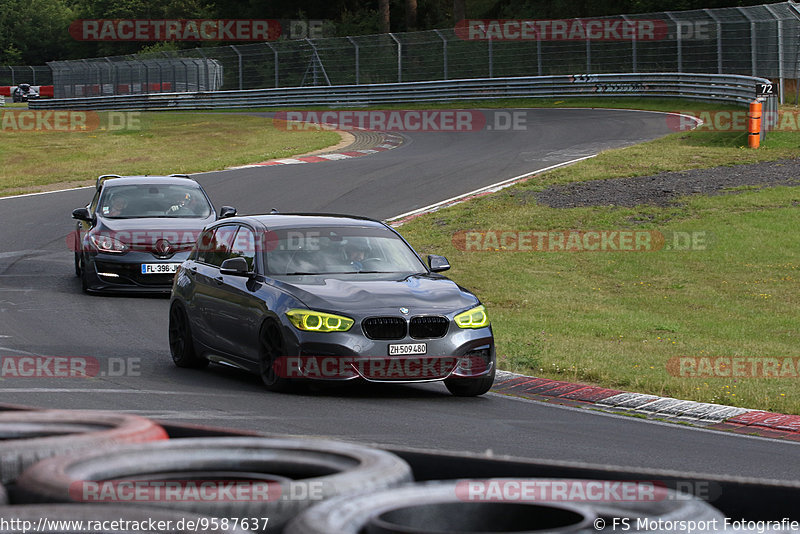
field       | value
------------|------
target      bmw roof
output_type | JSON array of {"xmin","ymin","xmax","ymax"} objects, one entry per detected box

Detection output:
[{"xmin": 213, "ymin": 213, "xmax": 388, "ymax": 231}]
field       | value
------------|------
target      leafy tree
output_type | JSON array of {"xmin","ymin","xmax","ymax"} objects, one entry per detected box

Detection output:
[
  {"xmin": 0, "ymin": 0, "xmax": 784, "ymax": 64},
  {"xmin": 0, "ymin": 0, "xmax": 73, "ymax": 64}
]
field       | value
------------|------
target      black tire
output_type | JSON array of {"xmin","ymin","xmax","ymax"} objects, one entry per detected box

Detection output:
[
  {"xmin": 14, "ymin": 437, "xmax": 413, "ymax": 533},
  {"xmin": 0, "ymin": 410, "xmax": 167, "ymax": 484},
  {"xmin": 445, "ymin": 367, "xmax": 496, "ymax": 397},
  {"xmin": 0, "ymin": 505, "xmax": 250, "ymax": 534},
  {"xmin": 285, "ymin": 479, "xmax": 725, "ymax": 534},
  {"xmin": 74, "ymin": 252, "xmax": 81, "ymax": 277},
  {"xmin": 0, "ymin": 482, "xmax": 6, "ymax": 505},
  {"xmin": 258, "ymin": 320, "xmax": 293, "ymax": 392},
  {"xmin": 79, "ymin": 257, "xmax": 91, "ymax": 292},
  {"xmin": 169, "ymin": 302, "xmax": 208, "ymax": 369}
]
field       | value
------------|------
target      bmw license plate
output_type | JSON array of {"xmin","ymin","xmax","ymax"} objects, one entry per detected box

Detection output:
[
  {"xmin": 388, "ymin": 343, "xmax": 427, "ymax": 356},
  {"xmin": 141, "ymin": 263, "xmax": 182, "ymax": 274}
]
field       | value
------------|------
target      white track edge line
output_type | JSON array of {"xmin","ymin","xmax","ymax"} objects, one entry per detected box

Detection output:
[{"xmin": 387, "ymin": 155, "xmax": 597, "ymax": 222}]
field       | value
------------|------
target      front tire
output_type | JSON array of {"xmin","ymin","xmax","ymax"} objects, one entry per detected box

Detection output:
[
  {"xmin": 445, "ymin": 367, "xmax": 496, "ymax": 397},
  {"xmin": 169, "ymin": 302, "xmax": 208, "ymax": 369},
  {"xmin": 79, "ymin": 257, "xmax": 91, "ymax": 293},
  {"xmin": 259, "ymin": 320, "xmax": 294, "ymax": 392}
]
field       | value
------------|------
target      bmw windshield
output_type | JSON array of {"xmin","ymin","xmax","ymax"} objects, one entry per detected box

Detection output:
[{"xmin": 263, "ymin": 226, "xmax": 428, "ymax": 276}]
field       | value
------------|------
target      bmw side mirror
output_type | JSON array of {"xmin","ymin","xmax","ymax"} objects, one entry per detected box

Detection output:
[
  {"xmin": 220, "ymin": 257, "xmax": 252, "ymax": 277},
  {"xmin": 219, "ymin": 206, "xmax": 237, "ymax": 219},
  {"xmin": 428, "ymin": 254, "xmax": 450, "ymax": 272},
  {"xmin": 72, "ymin": 208, "xmax": 92, "ymax": 222}
]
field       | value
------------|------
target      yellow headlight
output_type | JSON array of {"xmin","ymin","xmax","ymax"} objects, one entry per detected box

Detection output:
[
  {"xmin": 286, "ymin": 309, "xmax": 354, "ymax": 332},
  {"xmin": 454, "ymin": 305, "xmax": 489, "ymax": 329}
]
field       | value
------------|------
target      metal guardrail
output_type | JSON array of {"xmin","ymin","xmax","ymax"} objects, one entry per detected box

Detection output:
[{"xmin": 30, "ymin": 73, "xmax": 770, "ymax": 111}]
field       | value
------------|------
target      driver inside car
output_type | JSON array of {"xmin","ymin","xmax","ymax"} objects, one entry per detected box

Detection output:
[
  {"xmin": 105, "ymin": 195, "xmax": 128, "ymax": 217},
  {"xmin": 167, "ymin": 192, "xmax": 203, "ymax": 215},
  {"xmin": 345, "ymin": 244, "xmax": 367, "ymax": 271}
]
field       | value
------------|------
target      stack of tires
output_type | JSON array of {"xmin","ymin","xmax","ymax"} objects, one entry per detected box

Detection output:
[{"xmin": 0, "ymin": 407, "xmax": 745, "ymax": 533}]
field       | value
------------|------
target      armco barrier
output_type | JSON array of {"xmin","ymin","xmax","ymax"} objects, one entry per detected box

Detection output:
[{"xmin": 29, "ymin": 73, "xmax": 769, "ymax": 111}]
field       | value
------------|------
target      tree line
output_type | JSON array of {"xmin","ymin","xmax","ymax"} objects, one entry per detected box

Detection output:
[{"xmin": 1, "ymin": 0, "xmax": 772, "ymax": 65}]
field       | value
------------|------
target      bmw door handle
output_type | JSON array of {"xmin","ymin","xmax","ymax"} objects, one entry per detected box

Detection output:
[{"xmin": 213, "ymin": 275, "xmax": 224, "ymax": 284}]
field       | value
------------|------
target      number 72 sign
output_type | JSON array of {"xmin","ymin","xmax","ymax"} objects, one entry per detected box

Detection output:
[{"xmin": 757, "ymin": 82, "xmax": 774, "ymax": 95}]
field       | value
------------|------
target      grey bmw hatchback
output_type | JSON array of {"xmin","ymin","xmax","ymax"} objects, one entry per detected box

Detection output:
[{"xmin": 169, "ymin": 213, "xmax": 495, "ymax": 396}]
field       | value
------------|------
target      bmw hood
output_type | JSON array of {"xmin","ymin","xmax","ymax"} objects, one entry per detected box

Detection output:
[{"xmin": 274, "ymin": 274, "xmax": 479, "ymax": 315}]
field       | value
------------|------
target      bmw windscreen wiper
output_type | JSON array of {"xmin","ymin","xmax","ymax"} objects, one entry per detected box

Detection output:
[{"xmin": 337, "ymin": 271, "xmax": 396, "ymax": 274}]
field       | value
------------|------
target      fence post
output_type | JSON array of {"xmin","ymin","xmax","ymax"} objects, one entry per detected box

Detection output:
[
  {"xmin": 787, "ymin": 2, "xmax": 800, "ymax": 104},
  {"xmin": 704, "ymin": 9, "xmax": 723, "ymax": 74},
  {"xmin": 230, "ymin": 45, "xmax": 243, "ymax": 90},
  {"xmin": 537, "ymin": 35, "xmax": 542, "ymax": 76},
  {"xmin": 104, "ymin": 58, "xmax": 114, "ymax": 95},
  {"xmin": 10, "ymin": 66, "xmax": 15, "ymax": 85},
  {"xmin": 622, "ymin": 16, "xmax": 637, "ymax": 73},
  {"xmin": 665, "ymin": 13, "xmax": 683, "ymax": 73},
  {"xmin": 163, "ymin": 52, "xmax": 176, "ymax": 94},
  {"xmin": 265, "ymin": 42, "xmax": 279, "ymax": 88},
  {"xmin": 80, "ymin": 59, "xmax": 88, "ymax": 95},
  {"xmin": 197, "ymin": 49, "xmax": 210, "ymax": 91},
  {"xmin": 488, "ymin": 35, "xmax": 493, "ymax": 78},
  {"xmin": 764, "ymin": 4, "xmax": 785, "ymax": 105},
  {"xmin": 736, "ymin": 7, "xmax": 757, "ymax": 77},
  {"xmin": 584, "ymin": 20, "xmax": 591, "ymax": 73},
  {"xmin": 389, "ymin": 33, "xmax": 402, "ymax": 82},
  {"xmin": 433, "ymin": 30, "xmax": 447, "ymax": 80},
  {"xmin": 304, "ymin": 38, "xmax": 331, "ymax": 86},
  {"xmin": 347, "ymin": 37, "xmax": 360, "ymax": 84},
  {"xmin": 181, "ymin": 58, "xmax": 190, "ymax": 92}
]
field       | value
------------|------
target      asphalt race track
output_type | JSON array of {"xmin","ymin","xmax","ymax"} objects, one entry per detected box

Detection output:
[{"xmin": 1, "ymin": 108, "xmax": 798, "ymax": 481}]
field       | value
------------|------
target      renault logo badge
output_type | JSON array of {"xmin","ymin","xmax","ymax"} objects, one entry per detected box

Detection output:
[{"xmin": 154, "ymin": 239, "xmax": 174, "ymax": 256}]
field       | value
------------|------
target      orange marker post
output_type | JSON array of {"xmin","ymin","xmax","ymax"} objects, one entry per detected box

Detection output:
[{"xmin": 748, "ymin": 100, "xmax": 762, "ymax": 148}]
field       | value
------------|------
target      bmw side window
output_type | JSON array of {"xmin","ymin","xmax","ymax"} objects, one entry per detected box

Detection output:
[
  {"xmin": 197, "ymin": 226, "xmax": 236, "ymax": 267},
  {"xmin": 193, "ymin": 229, "xmax": 215, "ymax": 262},
  {"xmin": 230, "ymin": 226, "xmax": 257, "ymax": 272}
]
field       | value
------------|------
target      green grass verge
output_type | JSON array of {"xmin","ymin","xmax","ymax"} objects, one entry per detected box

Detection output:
[
  {"xmin": 0, "ymin": 111, "xmax": 339, "ymax": 195},
  {"xmin": 398, "ymin": 127, "xmax": 800, "ymax": 414}
]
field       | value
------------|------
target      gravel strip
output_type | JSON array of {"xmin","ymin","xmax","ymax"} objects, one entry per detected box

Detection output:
[{"xmin": 536, "ymin": 159, "xmax": 800, "ymax": 208}]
